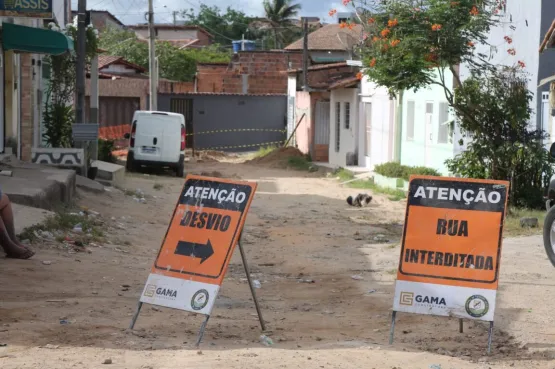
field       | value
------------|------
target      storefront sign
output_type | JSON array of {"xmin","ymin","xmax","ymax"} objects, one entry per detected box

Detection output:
[{"xmin": 0, "ymin": 0, "xmax": 53, "ymax": 18}]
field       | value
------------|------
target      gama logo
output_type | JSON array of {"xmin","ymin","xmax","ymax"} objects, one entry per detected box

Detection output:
[
  {"xmin": 399, "ymin": 292, "xmax": 446, "ymax": 307},
  {"xmin": 143, "ymin": 284, "xmax": 178, "ymax": 300},
  {"xmin": 399, "ymin": 292, "xmax": 414, "ymax": 306}
]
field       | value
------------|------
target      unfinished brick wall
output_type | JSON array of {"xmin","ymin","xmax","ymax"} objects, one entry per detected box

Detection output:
[
  {"xmin": 227, "ymin": 51, "xmax": 303, "ymax": 94},
  {"xmin": 196, "ymin": 31, "xmax": 212, "ymax": 46},
  {"xmin": 20, "ymin": 54, "xmax": 33, "ymax": 162},
  {"xmin": 197, "ymin": 63, "xmax": 227, "ymax": 93},
  {"xmin": 158, "ymin": 80, "xmax": 195, "ymax": 94},
  {"xmin": 196, "ymin": 51, "xmax": 303, "ymax": 94}
]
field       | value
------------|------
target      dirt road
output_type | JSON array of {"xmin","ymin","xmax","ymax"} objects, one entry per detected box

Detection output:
[{"xmin": 1, "ymin": 159, "xmax": 555, "ymax": 368}]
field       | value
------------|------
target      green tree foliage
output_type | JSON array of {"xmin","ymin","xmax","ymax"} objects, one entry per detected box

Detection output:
[
  {"xmin": 263, "ymin": 0, "xmax": 302, "ymax": 48},
  {"xmin": 181, "ymin": 5, "xmax": 251, "ymax": 45},
  {"xmin": 445, "ymin": 69, "xmax": 555, "ymax": 209},
  {"xmin": 43, "ymin": 22, "xmax": 98, "ymax": 147},
  {"xmin": 99, "ymin": 28, "xmax": 231, "ymax": 82},
  {"xmin": 357, "ymin": 0, "xmax": 497, "ymax": 95},
  {"xmin": 348, "ymin": 0, "xmax": 552, "ymax": 208}
]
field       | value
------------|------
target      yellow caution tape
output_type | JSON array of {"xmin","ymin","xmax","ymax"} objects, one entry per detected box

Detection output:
[
  {"xmin": 186, "ymin": 128, "xmax": 286, "ymax": 137},
  {"xmin": 196, "ymin": 141, "xmax": 284, "ymax": 150}
]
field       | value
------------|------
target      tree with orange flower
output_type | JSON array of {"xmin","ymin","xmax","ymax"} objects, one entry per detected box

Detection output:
[{"xmin": 340, "ymin": 0, "xmax": 552, "ymax": 207}]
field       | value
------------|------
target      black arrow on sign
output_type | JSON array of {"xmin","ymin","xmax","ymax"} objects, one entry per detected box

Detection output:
[{"xmin": 175, "ymin": 240, "xmax": 214, "ymax": 264}]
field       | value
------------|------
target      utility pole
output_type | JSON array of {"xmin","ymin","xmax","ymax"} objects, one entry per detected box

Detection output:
[
  {"xmin": 172, "ymin": 10, "xmax": 178, "ymax": 25},
  {"xmin": 241, "ymin": 33, "xmax": 245, "ymax": 51},
  {"xmin": 148, "ymin": 0, "xmax": 157, "ymax": 111},
  {"xmin": 75, "ymin": 0, "xmax": 87, "ymax": 123},
  {"xmin": 302, "ymin": 17, "xmax": 309, "ymax": 91}
]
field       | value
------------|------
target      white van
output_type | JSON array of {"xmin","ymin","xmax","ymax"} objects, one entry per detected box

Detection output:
[{"xmin": 124, "ymin": 111, "xmax": 186, "ymax": 177}]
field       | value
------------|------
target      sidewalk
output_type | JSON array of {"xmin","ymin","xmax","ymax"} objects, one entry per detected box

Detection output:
[
  {"xmin": 0, "ymin": 157, "xmax": 76, "ymax": 210},
  {"xmin": 12, "ymin": 203, "xmax": 53, "ymax": 234}
]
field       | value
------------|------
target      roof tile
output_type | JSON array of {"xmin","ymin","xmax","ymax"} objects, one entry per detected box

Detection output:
[{"xmin": 285, "ymin": 23, "xmax": 363, "ymax": 51}]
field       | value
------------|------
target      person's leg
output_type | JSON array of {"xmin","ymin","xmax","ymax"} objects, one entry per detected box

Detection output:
[
  {"xmin": 0, "ymin": 194, "xmax": 26, "ymax": 246},
  {"xmin": 0, "ymin": 194, "xmax": 34, "ymax": 259}
]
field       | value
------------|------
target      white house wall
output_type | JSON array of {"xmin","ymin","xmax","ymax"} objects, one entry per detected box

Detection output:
[
  {"xmin": 359, "ymin": 77, "xmax": 395, "ymax": 170},
  {"xmin": 286, "ymin": 75, "xmax": 296, "ymax": 146},
  {"xmin": 329, "ymin": 88, "xmax": 359, "ymax": 168},
  {"xmin": 458, "ymin": 0, "xmax": 542, "ymax": 130},
  {"xmin": 401, "ymin": 69, "xmax": 455, "ymax": 175}
]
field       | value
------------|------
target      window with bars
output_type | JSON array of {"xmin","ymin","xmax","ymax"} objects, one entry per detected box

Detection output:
[
  {"xmin": 335, "ymin": 102, "xmax": 341, "ymax": 152},
  {"xmin": 344, "ymin": 102, "xmax": 351, "ymax": 129},
  {"xmin": 438, "ymin": 102, "xmax": 450, "ymax": 144},
  {"xmin": 406, "ymin": 100, "xmax": 415, "ymax": 141}
]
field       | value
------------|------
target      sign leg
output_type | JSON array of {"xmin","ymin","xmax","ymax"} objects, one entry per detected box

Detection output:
[
  {"xmin": 129, "ymin": 301, "xmax": 143, "ymax": 330},
  {"xmin": 459, "ymin": 318, "xmax": 463, "ymax": 333},
  {"xmin": 389, "ymin": 311, "xmax": 397, "ymax": 344},
  {"xmin": 238, "ymin": 236, "xmax": 266, "ymax": 331},
  {"xmin": 195, "ymin": 315, "xmax": 210, "ymax": 348},
  {"xmin": 487, "ymin": 321, "xmax": 494, "ymax": 354}
]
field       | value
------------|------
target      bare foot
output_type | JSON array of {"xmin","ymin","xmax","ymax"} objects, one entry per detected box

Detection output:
[
  {"xmin": 14, "ymin": 239, "xmax": 32, "ymax": 251},
  {"xmin": 4, "ymin": 244, "xmax": 35, "ymax": 259}
]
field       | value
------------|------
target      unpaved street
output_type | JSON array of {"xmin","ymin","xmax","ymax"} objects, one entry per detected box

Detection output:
[{"xmin": 1, "ymin": 158, "xmax": 555, "ymax": 368}]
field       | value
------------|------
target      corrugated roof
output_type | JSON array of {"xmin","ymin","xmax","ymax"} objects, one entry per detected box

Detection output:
[
  {"xmin": 287, "ymin": 62, "xmax": 348, "ymax": 74},
  {"xmin": 285, "ymin": 23, "xmax": 363, "ymax": 51},
  {"xmin": 98, "ymin": 55, "xmax": 121, "ymax": 69},
  {"xmin": 97, "ymin": 55, "xmax": 146, "ymax": 73},
  {"xmin": 329, "ymin": 76, "xmax": 359, "ymax": 90}
]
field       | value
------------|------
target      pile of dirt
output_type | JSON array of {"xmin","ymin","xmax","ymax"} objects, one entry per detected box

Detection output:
[{"xmin": 248, "ymin": 147, "xmax": 305, "ymax": 168}]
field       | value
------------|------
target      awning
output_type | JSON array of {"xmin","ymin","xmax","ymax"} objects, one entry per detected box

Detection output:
[
  {"xmin": 2, "ymin": 22, "xmax": 74, "ymax": 55},
  {"xmin": 539, "ymin": 74, "xmax": 555, "ymax": 88}
]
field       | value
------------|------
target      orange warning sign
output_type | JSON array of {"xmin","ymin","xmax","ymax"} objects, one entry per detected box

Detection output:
[
  {"xmin": 397, "ymin": 176, "xmax": 509, "ymax": 290},
  {"xmin": 151, "ymin": 175, "xmax": 257, "ymax": 286}
]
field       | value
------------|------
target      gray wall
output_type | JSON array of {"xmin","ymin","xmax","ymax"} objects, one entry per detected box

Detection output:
[
  {"xmin": 158, "ymin": 94, "xmax": 287, "ymax": 151},
  {"xmin": 538, "ymin": 0, "xmax": 555, "ymax": 132}
]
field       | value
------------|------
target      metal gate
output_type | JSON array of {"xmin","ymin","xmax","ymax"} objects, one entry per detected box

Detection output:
[
  {"xmin": 87, "ymin": 96, "xmax": 140, "ymax": 140},
  {"xmin": 170, "ymin": 98, "xmax": 193, "ymax": 147},
  {"xmin": 314, "ymin": 100, "xmax": 330, "ymax": 162}
]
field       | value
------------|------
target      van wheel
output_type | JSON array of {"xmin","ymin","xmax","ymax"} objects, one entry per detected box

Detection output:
[
  {"xmin": 176, "ymin": 160, "xmax": 185, "ymax": 178},
  {"xmin": 126, "ymin": 152, "xmax": 136, "ymax": 172}
]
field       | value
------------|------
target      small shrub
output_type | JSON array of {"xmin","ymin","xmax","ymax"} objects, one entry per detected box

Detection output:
[
  {"xmin": 98, "ymin": 138, "xmax": 116, "ymax": 163},
  {"xmin": 287, "ymin": 156, "xmax": 311, "ymax": 171},
  {"xmin": 374, "ymin": 162, "xmax": 405, "ymax": 179},
  {"xmin": 333, "ymin": 168, "xmax": 355, "ymax": 181},
  {"xmin": 255, "ymin": 145, "xmax": 278, "ymax": 158},
  {"xmin": 407, "ymin": 166, "xmax": 441, "ymax": 179},
  {"xmin": 374, "ymin": 161, "xmax": 440, "ymax": 181}
]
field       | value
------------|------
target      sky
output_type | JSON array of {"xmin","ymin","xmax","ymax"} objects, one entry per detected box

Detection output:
[{"xmin": 70, "ymin": 0, "xmax": 351, "ymax": 27}]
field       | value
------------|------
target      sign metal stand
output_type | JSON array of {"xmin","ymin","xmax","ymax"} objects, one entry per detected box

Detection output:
[
  {"xmin": 389, "ymin": 312, "xmax": 494, "ymax": 354},
  {"xmin": 194, "ymin": 233, "xmax": 266, "ymax": 347},
  {"xmin": 389, "ymin": 176, "xmax": 509, "ymax": 355},
  {"xmin": 129, "ymin": 175, "xmax": 265, "ymax": 348}
]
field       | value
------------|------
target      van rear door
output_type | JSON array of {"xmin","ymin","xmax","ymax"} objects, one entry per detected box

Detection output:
[{"xmin": 134, "ymin": 113, "xmax": 181, "ymax": 163}]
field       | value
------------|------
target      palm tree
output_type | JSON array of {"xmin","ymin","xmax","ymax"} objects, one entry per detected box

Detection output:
[{"xmin": 263, "ymin": 0, "xmax": 302, "ymax": 48}]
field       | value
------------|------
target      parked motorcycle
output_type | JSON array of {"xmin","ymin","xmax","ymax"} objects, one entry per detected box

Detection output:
[{"xmin": 543, "ymin": 143, "xmax": 555, "ymax": 266}]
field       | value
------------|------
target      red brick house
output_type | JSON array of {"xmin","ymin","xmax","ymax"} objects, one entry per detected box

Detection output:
[{"xmin": 195, "ymin": 51, "xmax": 303, "ymax": 94}]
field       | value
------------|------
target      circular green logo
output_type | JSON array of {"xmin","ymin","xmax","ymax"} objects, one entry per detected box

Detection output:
[
  {"xmin": 191, "ymin": 289, "xmax": 209, "ymax": 311},
  {"xmin": 465, "ymin": 295, "xmax": 489, "ymax": 318}
]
